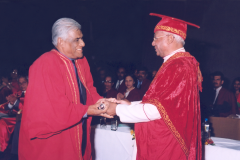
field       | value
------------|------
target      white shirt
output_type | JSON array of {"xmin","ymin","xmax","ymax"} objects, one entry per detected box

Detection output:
[
  {"xmin": 213, "ymin": 86, "xmax": 222, "ymax": 104},
  {"xmin": 163, "ymin": 47, "xmax": 185, "ymax": 63},
  {"xmin": 116, "ymin": 48, "xmax": 186, "ymax": 123}
]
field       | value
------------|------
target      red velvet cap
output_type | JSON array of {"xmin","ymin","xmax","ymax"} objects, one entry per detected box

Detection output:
[{"xmin": 150, "ymin": 13, "xmax": 200, "ymax": 40}]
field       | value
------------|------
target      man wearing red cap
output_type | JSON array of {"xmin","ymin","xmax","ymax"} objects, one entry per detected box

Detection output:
[{"xmin": 107, "ymin": 13, "xmax": 202, "ymax": 160}]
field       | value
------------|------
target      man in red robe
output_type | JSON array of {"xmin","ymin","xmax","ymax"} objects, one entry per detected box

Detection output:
[
  {"xmin": 19, "ymin": 18, "xmax": 111, "ymax": 160},
  {"xmin": 107, "ymin": 13, "xmax": 202, "ymax": 160}
]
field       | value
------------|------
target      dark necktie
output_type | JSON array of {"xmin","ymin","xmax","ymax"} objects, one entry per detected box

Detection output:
[
  {"xmin": 137, "ymin": 80, "xmax": 142, "ymax": 89},
  {"xmin": 72, "ymin": 60, "xmax": 87, "ymax": 156},
  {"xmin": 116, "ymin": 80, "xmax": 120, "ymax": 90},
  {"xmin": 21, "ymin": 91, "xmax": 25, "ymax": 98}
]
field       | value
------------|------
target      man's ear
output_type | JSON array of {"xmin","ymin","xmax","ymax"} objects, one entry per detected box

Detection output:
[
  {"xmin": 57, "ymin": 37, "xmax": 64, "ymax": 46},
  {"xmin": 221, "ymin": 80, "xmax": 224, "ymax": 85},
  {"xmin": 167, "ymin": 34, "xmax": 174, "ymax": 44}
]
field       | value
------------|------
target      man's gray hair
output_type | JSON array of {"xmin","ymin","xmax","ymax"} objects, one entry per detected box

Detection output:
[
  {"xmin": 52, "ymin": 18, "xmax": 81, "ymax": 46},
  {"xmin": 162, "ymin": 31, "xmax": 185, "ymax": 46}
]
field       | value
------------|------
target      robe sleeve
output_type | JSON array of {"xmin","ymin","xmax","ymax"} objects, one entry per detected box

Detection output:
[
  {"xmin": 116, "ymin": 103, "xmax": 161, "ymax": 123},
  {"xmin": 26, "ymin": 56, "xmax": 89, "ymax": 139}
]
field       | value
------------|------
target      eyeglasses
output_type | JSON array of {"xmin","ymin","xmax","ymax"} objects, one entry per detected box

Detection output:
[
  {"xmin": 104, "ymin": 80, "xmax": 112, "ymax": 83},
  {"xmin": 153, "ymin": 35, "xmax": 167, "ymax": 41}
]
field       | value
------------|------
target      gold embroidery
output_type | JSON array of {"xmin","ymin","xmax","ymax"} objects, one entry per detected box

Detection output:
[
  {"xmin": 143, "ymin": 52, "xmax": 202, "ymax": 158},
  {"xmin": 54, "ymin": 50, "xmax": 82, "ymax": 159},
  {"xmin": 144, "ymin": 99, "xmax": 189, "ymax": 157},
  {"xmin": 57, "ymin": 52, "xmax": 78, "ymax": 104},
  {"xmin": 155, "ymin": 25, "xmax": 186, "ymax": 39},
  {"xmin": 66, "ymin": 75, "xmax": 74, "ymax": 103}
]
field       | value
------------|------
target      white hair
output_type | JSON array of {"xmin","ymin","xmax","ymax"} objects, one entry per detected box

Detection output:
[
  {"xmin": 162, "ymin": 31, "xmax": 185, "ymax": 46},
  {"xmin": 52, "ymin": 18, "xmax": 81, "ymax": 46}
]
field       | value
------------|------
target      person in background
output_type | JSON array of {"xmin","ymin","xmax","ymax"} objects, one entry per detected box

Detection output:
[
  {"xmin": 10, "ymin": 69, "xmax": 20, "ymax": 93},
  {"xmin": 0, "ymin": 75, "xmax": 27, "ymax": 156},
  {"xmin": 210, "ymin": 71, "xmax": 238, "ymax": 117},
  {"xmin": 0, "ymin": 75, "xmax": 13, "ymax": 105},
  {"xmin": 95, "ymin": 67, "xmax": 107, "ymax": 95},
  {"xmin": 136, "ymin": 66, "xmax": 151, "ymax": 99},
  {"xmin": 115, "ymin": 66, "xmax": 127, "ymax": 94},
  {"xmin": 9, "ymin": 75, "xmax": 28, "ymax": 160},
  {"xmin": 117, "ymin": 74, "xmax": 141, "ymax": 102},
  {"xmin": 103, "ymin": 75, "xmax": 117, "ymax": 99},
  {"xmin": 232, "ymin": 77, "xmax": 240, "ymax": 113}
]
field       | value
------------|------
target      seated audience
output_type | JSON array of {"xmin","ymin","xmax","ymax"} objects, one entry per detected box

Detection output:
[
  {"xmin": 11, "ymin": 75, "xmax": 28, "ymax": 159},
  {"xmin": 208, "ymin": 71, "xmax": 238, "ymax": 117},
  {"xmin": 0, "ymin": 75, "xmax": 28, "ymax": 155},
  {"xmin": 103, "ymin": 75, "xmax": 117, "ymax": 98},
  {"xmin": 136, "ymin": 66, "xmax": 151, "ymax": 99},
  {"xmin": 232, "ymin": 77, "xmax": 240, "ymax": 112},
  {"xmin": 117, "ymin": 74, "xmax": 141, "ymax": 102},
  {"xmin": 10, "ymin": 69, "xmax": 20, "ymax": 93},
  {"xmin": 0, "ymin": 75, "xmax": 13, "ymax": 105},
  {"xmin": 94, "ymin": 67, "xmax": 107, "ymax": 95},
  {"xmin": 115, "ymin": 66, "xmax": 127, "ymax": 94}
]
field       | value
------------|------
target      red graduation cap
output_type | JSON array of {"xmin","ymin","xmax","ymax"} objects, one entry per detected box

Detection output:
[{"xmin": 150, "ymin": 13, "xmax": 200, "ymax": 40}]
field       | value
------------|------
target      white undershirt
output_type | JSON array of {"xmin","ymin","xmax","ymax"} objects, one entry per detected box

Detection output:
[
  {"xmin": 116, "ymin": 48, "xmax": 185, "ymax": 123},
  {"xmin": 163, "ymin": 47, "xmax": 185, "ymax": 63}
]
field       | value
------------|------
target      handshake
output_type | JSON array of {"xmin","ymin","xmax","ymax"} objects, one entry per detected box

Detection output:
[{"xmin": 87, "ymin": 98, "xmax": 131, "ymax": 118}]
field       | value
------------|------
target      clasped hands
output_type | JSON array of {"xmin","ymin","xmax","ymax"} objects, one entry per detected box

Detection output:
[{"xmin": 87, "ymin": 98, "xmax": 131, "ymax": 118}]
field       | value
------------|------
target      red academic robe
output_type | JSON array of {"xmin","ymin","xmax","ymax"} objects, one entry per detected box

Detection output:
[
  {"xmin": 19, "ymin": 49, "xmax": 101, "ymax": 160},
  {"xmin": 0, "ymin": 96, "xmax": 24, "ymax": 152},
  {"xmin": 135, "ymin": 52, "xmax": 202, "ymax": 160}
]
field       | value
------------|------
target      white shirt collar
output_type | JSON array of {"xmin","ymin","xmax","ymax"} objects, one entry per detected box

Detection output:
[
  {"xmin": 215, "ymin": 86, "xmax": 222, "ymax": 92},
  {"xmin": 163, "ymin": 47, "xmax": 185, "ymax": 63}
]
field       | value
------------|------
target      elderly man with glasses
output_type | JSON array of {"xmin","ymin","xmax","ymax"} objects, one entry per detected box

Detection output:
[{"xmin": 107, "ymin": 13, "xmax": 202, "ymax": 160}]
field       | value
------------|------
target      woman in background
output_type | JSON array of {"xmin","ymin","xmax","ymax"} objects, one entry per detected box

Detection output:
[
  {"xmin": 117, "ymin": 74, "xmax": 141, "ymax": 102},
  {"xmin": 232, "ymin": 77, "xmax": 240, "ymax": 112}
]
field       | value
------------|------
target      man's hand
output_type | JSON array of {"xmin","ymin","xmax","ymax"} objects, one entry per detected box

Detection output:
[
  {"xmin": 6, "ymin": 94, "xmax": 17, "ymax": 105},
  {"xmin": 87, "ymin": 99, "xmax": 113, "ymax": 118},
  {"xmin": 106, "ymin": 102, "xmax": 118, "ymax": 116},
  {"xmin": 116, "ymin": 93, "xmax": 124, "ymax": 100},
  {"xmin": 115, "ymin": 99, "xmax": 131, "ymax": 105}
]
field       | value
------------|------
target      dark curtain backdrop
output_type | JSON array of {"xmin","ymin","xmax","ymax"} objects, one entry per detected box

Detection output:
[{"xmin": 0, "ymin": 0, "xmax": 240, "ymax": 87}]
